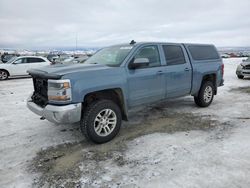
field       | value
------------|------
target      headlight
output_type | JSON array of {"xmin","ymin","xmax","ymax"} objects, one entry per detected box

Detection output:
[
  {"xmin": 240, "ymin": 64, "xmax": 245, "ymax": 69},
  {"xmin": 48, "ymin": 79, "xmax": 72, "ymax": 101}
]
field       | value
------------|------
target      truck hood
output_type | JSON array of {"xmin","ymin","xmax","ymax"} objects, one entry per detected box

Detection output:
[{"xmin": 27, "ymin": 63, "xmax": 113, "ymax": 79}]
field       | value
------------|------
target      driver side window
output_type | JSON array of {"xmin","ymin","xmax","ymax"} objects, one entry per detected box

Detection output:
[
  {"xmin": 134, "ymin": 46, "xmax": 160, "ymax": 67},
  {"xmin": 14, "ymin": 58, "xmax": 27, "ymax": 64}
]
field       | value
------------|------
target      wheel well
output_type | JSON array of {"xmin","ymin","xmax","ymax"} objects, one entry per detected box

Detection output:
[
  {"xmin": 0, "ymin": 69, "xmax": 10, "ymax": 76},
  {"xmin": 83, "ymin": 89, "xmax": 128, "ymax": 121},
  {"xmin": 202, "ymin": 74, "xmax": 217, "ymax": 94}
]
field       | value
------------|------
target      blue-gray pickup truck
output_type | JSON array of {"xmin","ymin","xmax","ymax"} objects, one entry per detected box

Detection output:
[{"xmin": 27, "ymin": 41, "xmax": 224, "ymax": 143}]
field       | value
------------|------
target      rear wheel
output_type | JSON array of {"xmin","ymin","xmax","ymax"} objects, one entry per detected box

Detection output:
[
  {"xmin": 237, "ymin": 75, "xmax": 244, "ymax": 79},
  {"xmin": 194, "ymin": 81, "xmax": 215, "ymax": 107},
  {"xmin": 0, "ymin": 70, "xmax": 8, "ymax": 80},
  {"xmin": 80, "ymin": 99, "xmax": 122, "ymax": 144}
]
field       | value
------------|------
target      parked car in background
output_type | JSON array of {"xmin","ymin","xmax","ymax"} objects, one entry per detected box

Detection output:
[
  {"xmin": 221, "ymin": 54, "xmax": 230, "ymax": 58},
  {"xmin": 236, "ymin": 57, "xmax": 250, "ymax": 79},
  {"xmin": 58, "ymin": 54, "xmax": 73, "ymax": 61},
  {"xmin": 27, "ymin": 42, "xmax": 224, "ymax": 143},
  {"xmin": 73, "ymin": 56, "xmax": 89, "ymax": 63},
  {"xmin": 47, "ymin": 54, "xmax": 59, "ymax": 62},
  {"xmin": 47, "ymin": 54, "xmax": 75, "ymax": 65},
  {"xmin": 62, "ymin": 56, "xmax": 89, "ymax": 65},
  {"xmin": 60, "ymin": 56, "xmax": 75, "ymax": 64},
  {"xmin": 1, "ymin": 54, "xmax": 19, "ymax": 63},
  {"xmin": 0, "ymin": 56, "xmax": 50, "ymax": 80}
]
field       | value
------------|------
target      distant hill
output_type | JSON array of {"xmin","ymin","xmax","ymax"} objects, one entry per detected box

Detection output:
[{"xmin": 218, "ymin": 47, "xmax": 250, "ymax": 53}]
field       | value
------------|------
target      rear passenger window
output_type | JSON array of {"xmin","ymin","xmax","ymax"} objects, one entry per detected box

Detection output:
[
  {"xmin": 135, "ymin": 46, "xmax": 160, "ymax": 67},
  {"xmin": 188, "ymin": 45, "xmax": 220, "ymax": 60},
  {"xmin": 36, "ymin": 58, "xmax": 45, "ymax": 62},
  {"xmin": 163, "ymin": 45, "xmax": 186, "ymax": 66},
  {"xmin": 28, "ymin": 58, "xmax": 45, "ymax": 63}
]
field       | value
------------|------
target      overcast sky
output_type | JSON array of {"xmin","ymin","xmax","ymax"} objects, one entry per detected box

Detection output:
[{"xmin": 0, "ymin": 0, "xmax": 250, "ymax": 49}]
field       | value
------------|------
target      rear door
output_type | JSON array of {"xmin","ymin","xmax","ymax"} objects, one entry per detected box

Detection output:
[
  {"xmin": 162, "ymin": 44, "xmax": 192, "ymax": 98},
  {"xmin": 28, "ymin": 57, "xmax": 49, "ymax": 69},
  {"xmin": 126, "ymin": 45, "xmax": 166, "ymax": 107}
]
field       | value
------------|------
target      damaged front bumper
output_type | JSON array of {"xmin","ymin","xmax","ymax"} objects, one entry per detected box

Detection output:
[
  {"xmin": 27, "ymin": 96, "xmax": 82, "ymax": 124},
  {"xmin": 236, "ymin": 65, "xmax": 250, "ymax": 76},
  {"xmin": 236, "ymin": 70, "xmax": 250, "ymax": 76}
]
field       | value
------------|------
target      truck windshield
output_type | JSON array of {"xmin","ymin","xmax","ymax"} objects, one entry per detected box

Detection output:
[{"xmin": 85, "ymin": 45, "xmax": 133, "ymax": 66}]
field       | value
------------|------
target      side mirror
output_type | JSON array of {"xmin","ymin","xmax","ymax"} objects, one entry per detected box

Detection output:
[{"xmin": 129, "ymin": 58, "xmax": 149, "ymax": 69}]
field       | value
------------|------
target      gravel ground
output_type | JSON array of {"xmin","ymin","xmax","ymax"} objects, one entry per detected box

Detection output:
[{"xmin": 0, "ymin": 58, "xmax": 250, "ymax": 188}]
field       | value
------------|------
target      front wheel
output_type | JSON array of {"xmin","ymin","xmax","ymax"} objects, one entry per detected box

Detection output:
[
  {"xmin": 0, "ymin": 70, "xmax": 8, "ymax": 80},
  {"xmin": 80, "ymin": 99, "xmax": 122, "ymax": 144},
  {"xmin": 194, "ymin": 81, "xmax": 215, "ymax": 107}
]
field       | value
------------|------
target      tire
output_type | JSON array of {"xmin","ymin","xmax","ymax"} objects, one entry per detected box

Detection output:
[
  {"xmin": 80, "ymin": 99, "xmax": 122, "ymax": 144},
  {"xmin": 194, "ymin": 81, "xmax": 215, "ymax": 107},
  {"xmin": 0, "ymin": 70, "xmax": 8, "ymax": 80},
  {"xmin": 237, "ymin": 75, "xmax": 244, "ymax": 79}
]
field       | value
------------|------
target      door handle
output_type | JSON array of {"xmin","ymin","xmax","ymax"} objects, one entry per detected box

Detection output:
[
  {"xmin": 156, "ymin": 70, "xmax": 164, "ymax": 75},
  {"xmin": 184, "ymin": 68, "xmax": 190, "ymax": 71}
]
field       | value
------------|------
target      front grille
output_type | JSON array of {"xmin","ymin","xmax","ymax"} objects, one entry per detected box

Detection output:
[
  {"xmin": 31, "ymin": 77, "xmax": 48, "ymax": 107},
  {"xmin": 245, "ymin": 65, "xmax": 250, "ymax": 70}
]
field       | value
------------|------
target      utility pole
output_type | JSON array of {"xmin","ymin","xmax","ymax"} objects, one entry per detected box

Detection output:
[{"xmin": 75, "ymin": 33, "xmax": 78, "ymax": 56}]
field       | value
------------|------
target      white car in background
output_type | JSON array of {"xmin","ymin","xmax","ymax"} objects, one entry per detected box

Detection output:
[{"xmin": 0, "ymin": 56, "xmax": 50, "ymax": 80}]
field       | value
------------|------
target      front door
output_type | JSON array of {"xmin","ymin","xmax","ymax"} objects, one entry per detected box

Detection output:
[
  {"xmin": 10, "ymin": 58, "xmax": 29, "ymax": 76},
  {"xmin": 127, "ymin": 45, "xmax": 166, "ymax": 107}
]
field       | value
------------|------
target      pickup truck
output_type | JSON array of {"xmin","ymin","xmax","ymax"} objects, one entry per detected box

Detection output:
[{"xmin": 27, "ymin": 41, "xmax": 224, "ymax": 143}]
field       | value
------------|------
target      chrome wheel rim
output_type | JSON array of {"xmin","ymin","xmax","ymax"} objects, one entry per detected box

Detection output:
[
  {"xmin": 204, "ymin": 86, "xmax": 213, "ymax": 103},
  {"xmin": 0, "ymin": 71, "xmax": 7, "ymax": 80},
  {"xmin": 94, "ymin": 109, "xmax": 117, "ymax": 137}
]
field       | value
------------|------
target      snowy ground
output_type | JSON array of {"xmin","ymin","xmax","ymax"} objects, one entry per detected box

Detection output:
[{"xmin": 0, "ymin": 58, "xmax": 250, "ymax": 188}]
